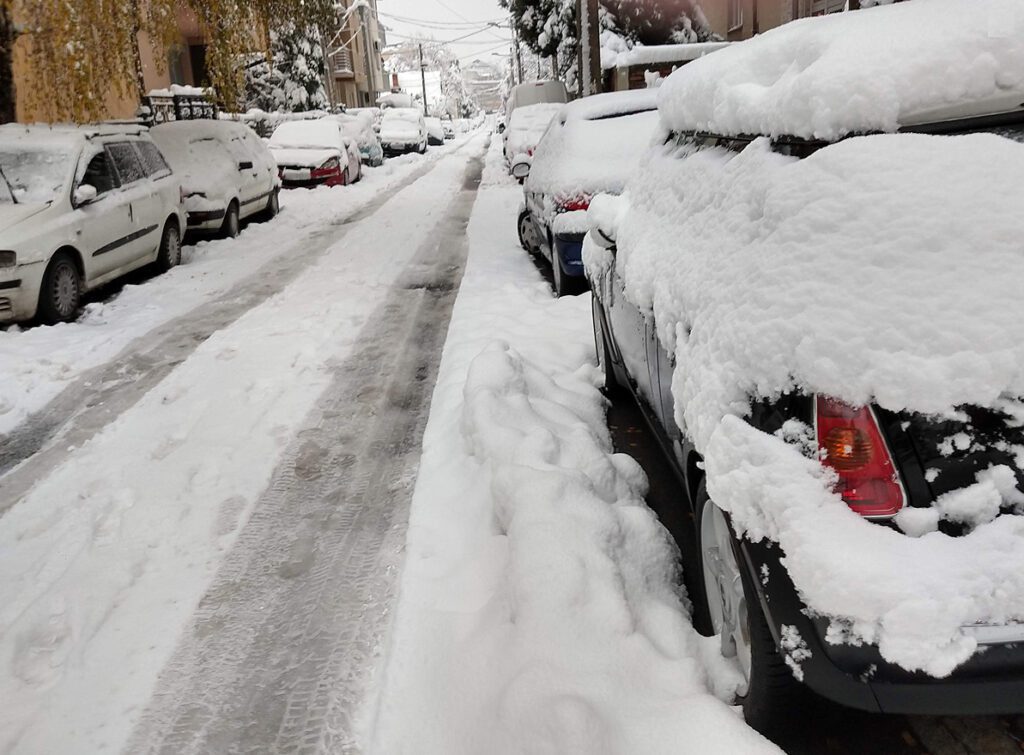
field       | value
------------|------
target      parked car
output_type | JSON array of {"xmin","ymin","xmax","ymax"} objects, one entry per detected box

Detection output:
[
  {"xmin": 424, "ymin": 117, "xmax": 446, "ymax": 147},
  {"xmin": 442, "ymin": 119, "xmax": 455, "ymax": 140},
  {"xmin": 516, "ymin": 89, "xmax": 659, "ymax": 296},
  {"xmin": 586, "ymin": 1, "xmax": 1024, "ymax": 736},
  {"xmin": 379, "ymin": 108, "xmax": 428, "ymax": 155},
  {"xmin": 333, "ymin": 112, "xmax": 384, "ymax": 167},
  {"xmin": 502, "ymin": 102, "xmax": 562, "ymax": 174},
  {"xmin": 268, "ymin": 118, "xmax": 362, "ymax": 188},
  {"xmin": 151, "ymin": 120, "xmax": 280, "ymax": 237},
  {"xmin": 505, "ymin": 79, "xmax": 568, "ymax": 120},
  {"xmin": 0, "ymin": 124, "xmax": 185, "ymax": 324}
]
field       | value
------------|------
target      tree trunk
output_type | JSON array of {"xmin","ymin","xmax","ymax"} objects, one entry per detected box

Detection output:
[
  {"xmin": 0, "ymin": 3, "xmax": 16, "ymax": 124},
  {"xmin": 129, "ymin": 0, "xmax": 146, "ymax": 103}
]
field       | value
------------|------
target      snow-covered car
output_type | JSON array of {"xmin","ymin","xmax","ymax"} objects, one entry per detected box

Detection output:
[
  {"xmin": 502, "ymin": 102, "xmax": 563, "ymax": 173},
  {"xmin": 505, "ymin": 79, "xmax": 568, "ymax": 120},
  {"xmin": 0, "ymin": 124, "xmax": 185, "ymax": 324},
  {"xmin": 424, "ymin": 117, "xmax": 445, "ymax": 147},
  {"xmin": 333, "ymin": 111, "xmax": 384, "ymax": 167},
  {"xmin": 517, "ymin": 89, "xmax": 658, "ymax": 296},
  {"xmin": 586, "ymin": 0, "xmax": 1024, "ymax": 735},
  {"xmin": 441, "ymin": 119, "xmax": 455, "ymax": 140},
  {"xmin": 268, "ymin": 118, "xmax": 362, "ymax": 188},
  {"xmin": 379, "ymin": 108, "xmax": 427, "ymax": 155},
  {"xmin": 151, "ymin": 120, "xmax": 280, "ymax": 237}
]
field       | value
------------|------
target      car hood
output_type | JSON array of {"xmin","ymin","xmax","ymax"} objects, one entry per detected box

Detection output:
[
  {"xmin": 0, "ymin": 202, "xmax": 49, "ymax": 234},
  {"xmin": 269, "ymin": 147, "xmax": 339, "ymax": 168}
]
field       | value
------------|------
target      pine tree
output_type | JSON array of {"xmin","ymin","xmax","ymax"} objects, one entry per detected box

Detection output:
[{"xmin": 246, "ymin": 22, "xmax": 328, "ymax": 112}]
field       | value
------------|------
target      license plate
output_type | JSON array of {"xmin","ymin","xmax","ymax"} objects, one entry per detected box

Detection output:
[{"xmin": 283, "ymin": 168, "xmax": 311, "ymax": 181}]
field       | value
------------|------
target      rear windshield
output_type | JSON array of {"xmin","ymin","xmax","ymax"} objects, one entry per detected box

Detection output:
[{"xmin": 0, "ymin": 144, "xmax": 73, "ymax": 203}]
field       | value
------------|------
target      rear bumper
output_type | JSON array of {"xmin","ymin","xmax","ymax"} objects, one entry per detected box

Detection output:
[
  {"xmin": 553, "ymin": 232, "xmax": 586, "ymax": 279},
  {"xmin": 742, "ymin": 537, "xmax": 1024, "ymax": 715},
  {"xmin": 382, "ymin": 141, "xmax": 419, "ymax": 155}
]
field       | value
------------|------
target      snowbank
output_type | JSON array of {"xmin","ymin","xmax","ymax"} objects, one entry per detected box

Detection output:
[
  {"xmin": 370, "ymin": 135, "xmax": 776, "ymax": 754},
  {"xmin": 588, "ymin": 128, "xmax": 1024, "ymax": 675},
  {"xmin": 658, "ymin": 0, "xmax": 1024, "ymax": 139}
]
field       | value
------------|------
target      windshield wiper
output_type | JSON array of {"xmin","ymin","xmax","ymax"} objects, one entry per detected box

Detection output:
[{"xmin": 0, "ymin": 165, "xmax": 16, "ymax": 203}]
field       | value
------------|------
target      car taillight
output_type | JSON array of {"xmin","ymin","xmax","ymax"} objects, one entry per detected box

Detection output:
[
  {"xmin": 311, "ymin": 157, "xmax": 341, "ymax": 179},
  {"xmin": 527, "ymin": 147, "xmax": 534, "ymax": 156},
  {"xmin": 815, "ymin": 395, "xmax": 906, "ymax": 519},
  {"xmin": 557, "ymin": 194, "xmax": 591, "ymax": 213}
]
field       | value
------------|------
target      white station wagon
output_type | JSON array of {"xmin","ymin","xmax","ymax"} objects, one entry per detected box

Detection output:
[{"xmin": 0, "ymin": 124, "xmax": 185, "ymax": 324}]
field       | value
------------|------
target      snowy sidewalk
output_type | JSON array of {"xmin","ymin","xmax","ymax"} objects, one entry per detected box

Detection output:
[{"xmin": 369, "ymin": 134, "xmax": 777, "ymax": 753}]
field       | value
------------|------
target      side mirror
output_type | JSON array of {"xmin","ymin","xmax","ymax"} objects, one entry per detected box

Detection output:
[
  {"xmin": 590, "ymin": 226, "xmax": 617, "ymax": 251},
  {"xmin": 73, "ymin": 184, "xmax": 98, "ymax": 206},
  {"xmin": 511, "ymin": 154, "xmax": 532, "ymax": 180},
  {"xmin": 238, "ymin": 160, "xmax": 254, "ymax": 171}
]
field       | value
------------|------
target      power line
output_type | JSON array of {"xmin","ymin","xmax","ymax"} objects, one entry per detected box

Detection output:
[{"xmin": 377, "ymin": 11, "xmax": 506, "ymax": 29}]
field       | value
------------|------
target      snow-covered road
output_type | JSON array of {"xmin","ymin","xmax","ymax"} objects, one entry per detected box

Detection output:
[{"xmin": 0, "ymin": 133, "xmax": 487, "ymax": 753}]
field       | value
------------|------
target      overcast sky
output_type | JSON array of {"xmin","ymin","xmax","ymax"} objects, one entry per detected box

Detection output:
[{"xmin": 376, "ymin": 0, "xmax": 513, "ymax": 66}]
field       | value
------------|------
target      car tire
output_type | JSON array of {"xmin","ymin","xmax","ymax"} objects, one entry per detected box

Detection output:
[
  {"xmin": 342, "ymin": 167, "xmax": 350, "ymax": 186},
  {"xmin": 155, "ymin": 221, "xmax": 182, "ymax": 273},
  {"xmin": 37, "ymin": 251, "xmax": 81, "ymax": 325},
  {"xmin": 263, "ymin": 189, "xmax": 280, "ymax": 220},
  {"xmin": 517, "ymin": 209, "xmax": 538, "ymax": 255},
  {"xmin": 222, "ymin": 201, "xmax": 240, "ymax": 238},
  {"xmin": 694, "ymin": 482, "xmax": 806, "ymax": 735}
]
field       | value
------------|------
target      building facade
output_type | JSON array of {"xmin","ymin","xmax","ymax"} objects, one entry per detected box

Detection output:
[
  {"xmin": 326, "ymin": 0, "xmax": 387, "ymax": 109},
  {"xmin": 702, "ymin": 0, "xmax": 868, "ymax": 41}
]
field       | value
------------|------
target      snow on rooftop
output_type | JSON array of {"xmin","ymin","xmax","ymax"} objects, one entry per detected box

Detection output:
[
  {"xmin": 612, "ymin": 41, "xmax": 731, "ymax": 69},
  {"xmin": 658, "ymin": 0, "xmax": 1024, "ymax": 140}
]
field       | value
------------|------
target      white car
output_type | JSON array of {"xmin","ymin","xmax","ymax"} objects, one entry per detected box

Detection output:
[
  {"xmin": 379, "ymin": 108, "xmax": 428, "ymax": 155},
  {"xmin": 424, "ymin": 117, "xmax": 445, "ymax": 147},
  {"xmin": 268, "ymin": 119, "xmax": 362, "ymax": 188},
  {"xmin": 442, "ymin": 120, "xmax": 455, "ymax": 140},
  {"xmin": 503, "ymin": 102, "xmax": 563, "ymax": 170},
  {"xmin": 151, "ymin": 120, "xmax": 280, "ymax": 237},
  {"xmin": 0, "ymin": 124, "xmax": 185, "ymax": 324}
]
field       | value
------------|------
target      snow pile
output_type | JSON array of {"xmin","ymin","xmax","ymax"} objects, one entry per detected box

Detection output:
[
  {"xmin": 371, "ymin": 137, "xmax": 777, "ymax": 754},
  {"xmin": 658, "ymin": 0, "xmax": 1024, "ymax": 139},
  {"xmin": 504, "ymin": 102, "xmax": 562, "ymax": 159},
  {"xmin": 589, "ymin": 129, "xmax": 1024, "ymax": 675},
  {"xmin": 527, "ymin": 92, "xmax": 661, "ymax": 202}
]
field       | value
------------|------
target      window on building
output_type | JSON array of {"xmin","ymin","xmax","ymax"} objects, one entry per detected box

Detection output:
[{"xmin": 728, "ymin": 0, "xmax": 744, "ymax": 30}]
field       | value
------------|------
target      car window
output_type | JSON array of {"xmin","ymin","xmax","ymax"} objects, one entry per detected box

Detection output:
[
  {"xmin": 225, "ymin": 136, "xmax": 252, "ymax": 163},
  {"xmin": 82, "ymin": 151, "xmax": 117, "ymax": 195},
  {"xmin": 107, "ymin": 142, "xmax": 147, "ymax": 185},
  {"xmin": 135, "ymin": 141, "xmax": 171, "ymax": 178}
]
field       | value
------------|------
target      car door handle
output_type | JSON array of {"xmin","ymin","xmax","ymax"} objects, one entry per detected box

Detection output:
[{"xmin": 128, "ymin": 202, "xmax": 133, "ymax": 222}]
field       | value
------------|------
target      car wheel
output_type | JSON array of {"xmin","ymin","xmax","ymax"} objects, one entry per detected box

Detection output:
[
  {"xmin": 695, "ymin": 482, "xmax": 804, "ymax": 734},
  {"xmin": 155, "ymin": 221, "xmax": 182, "ymax": 272},
  {"xmin": 263, "ymin": 189, "xmax": 280, "ymax": 220},
  {"xmin": 38, "ymin": 252, "xmax": 81, "ymax": 324},
  {"xmin": 222, "ymin": 201, "xmax": 240, "ymax": 238},
  {"xmin": 517, "ymin": 209, "xmax": 538, "ymax": 255}
]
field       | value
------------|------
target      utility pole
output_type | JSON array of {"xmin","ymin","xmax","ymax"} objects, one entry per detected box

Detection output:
[
  {"xmin": 358, "ymin": 2, "xmax": 376, "ymax": 107},
  {"xmin": 511, "ymin": 18, "xmax": 523, "ymax": 85},
  {"xmin": 576, "ymin": 0, "xmax": 601, "ymax": 97},
  {"xmin": 418, "ymin": 43, "xmax": 429, "ymax": 115}
]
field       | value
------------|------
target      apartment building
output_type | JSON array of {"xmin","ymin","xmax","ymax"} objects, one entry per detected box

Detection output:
[
  {"xmin": 326, "ymin": 0, "xmax": 388, "ymax": 109},
  {"xmin": 703, "ymin": 0, "xmax": 866, "ymax": 40}
]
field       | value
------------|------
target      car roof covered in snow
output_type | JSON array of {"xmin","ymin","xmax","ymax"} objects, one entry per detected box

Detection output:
[
  {"xmin": 269, "ymin": 118, "xmax": 344, "ymax": 150},
  {"xmin": 562, "ymin": 88, "xmax": 660, "ymax": 122},
  {"xmin": 0, "ymin": 123, "xmax": 150, "ymax": 150},
  {"xmin": 657, "ymin": 0, "xmax": 1024, "ymax": 141}
]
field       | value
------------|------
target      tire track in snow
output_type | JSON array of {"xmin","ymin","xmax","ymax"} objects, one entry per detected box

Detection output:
[
  {"xmin": 123, "ymin": 148, "xmax": 485, "ymax": 755},
  {"xmin": 0, "ymin": 142, "xmax": 477, "ymax": 515}
]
